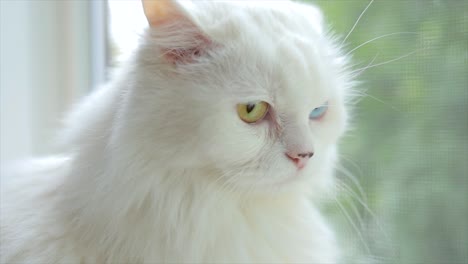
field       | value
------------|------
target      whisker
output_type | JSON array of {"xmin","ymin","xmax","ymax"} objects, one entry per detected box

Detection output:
[
  {"xmin": 342, "ymin": 0, "xmax": 375, "ymax": 45},
  {"xmin": 358, "ymin": 90, "xmax": 402, "ymax": 112},
  {"xmin": 333, "ymin": 195, "xmax": 372, "ymax": 255},
  {"xmin": 335, "ymin": 167, "xmax": 394, "ymax": 249},
  {"xmin": 351, "ymin": 48, "xmax": 424, "ymax": 75},
  {"xmin": 335, "ymin": 182, "xmax": 366, "ymax": 229},
  {"xmin": 336, "ymin": 162, "xmax": 367, "ymax": 200},
  {"xmin": 336, "ymin": 180, "xmax": 371, "ymax": 219},
  {"xmin": 337, "ymin": 181, "xmax": 394, "ymax": 254},
  {"xmin": 351, "ymin": 52, "xmax": 380, "ymax": 79},
  {"xmin": 346, "ymin": 32, "xmax": 418, "ymax": 56}
]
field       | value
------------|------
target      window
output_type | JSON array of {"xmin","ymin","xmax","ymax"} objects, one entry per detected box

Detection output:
[
  {"xmin": 1, "ymin": 1, "xmax": 466, "ymax": 263},
  {"xmin": 108, "ymin": 0, "xmax": 147, "ymax": 68},
  {"xmin": 311, "ymin": 1, "xmax": 468, "ymax": 263},
  {"xmin": 0, "ymin": 1, "xmax": 107, "ymax": 160}
]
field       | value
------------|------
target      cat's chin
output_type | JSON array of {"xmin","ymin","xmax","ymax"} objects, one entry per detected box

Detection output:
[
  {"xmin": 265, "ymin": 168, "xmax": 315, "ymax": 191},
  {"xmin": 274, "ymin": 169, "xmax": 308, "ymax": 185},
  {"xmin": 217, "ymin": 167, "xmax": 313, "ymax": 195}
]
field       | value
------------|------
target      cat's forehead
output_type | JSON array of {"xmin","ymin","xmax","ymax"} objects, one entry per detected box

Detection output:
[
  {"xmin": 207, "ymin": 42, "xmax": 332, "ymax": 114},
  {"xmin": 187, "ymin": 1, "xmax": 337, "ymax": 107},
  {"xmin": 190, "ymin": 1, "xmax": 323, "ymax": 38}
]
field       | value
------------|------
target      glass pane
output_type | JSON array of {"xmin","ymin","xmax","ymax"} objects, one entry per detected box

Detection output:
[{"xmin": 310, "ymin": 0, "xmax": 468, "ymax": 263}]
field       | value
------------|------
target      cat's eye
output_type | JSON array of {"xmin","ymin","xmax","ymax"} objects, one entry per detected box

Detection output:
[
  {"xmin": 237, "ymin": 101, "xmax": 269, "ymax": 123},
  {"xmin": 309, "ymin": 102, "xmax": 328, "ymax": 120}
]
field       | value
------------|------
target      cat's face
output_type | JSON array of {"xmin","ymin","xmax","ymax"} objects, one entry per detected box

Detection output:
[{"xmin": 118, "ymin": 1, "xmax": 351, "ymax": 192}]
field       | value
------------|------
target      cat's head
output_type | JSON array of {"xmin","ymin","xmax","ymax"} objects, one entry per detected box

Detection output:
[{"xmin": 114, "ymin": 0, "xmax": 353, "ymax": 193}]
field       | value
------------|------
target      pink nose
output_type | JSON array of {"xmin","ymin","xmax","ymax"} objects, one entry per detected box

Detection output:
[{"xmin": 285, "ymin": 151, "xmax": 314, "ymax": 169}]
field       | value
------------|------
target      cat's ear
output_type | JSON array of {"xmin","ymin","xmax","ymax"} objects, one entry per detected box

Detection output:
[
  {"xmin": 142, "ymin": 0, "xmax": 213, "ymax": 64},
  {"xmin": 142, "ymin": 0, "xmax": 186, "ymax": 27}
]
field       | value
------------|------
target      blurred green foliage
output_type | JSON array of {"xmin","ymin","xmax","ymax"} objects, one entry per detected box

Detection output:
[{"xmin": 304, "ymin": 0, "xmax": 468, "ymax": 263}]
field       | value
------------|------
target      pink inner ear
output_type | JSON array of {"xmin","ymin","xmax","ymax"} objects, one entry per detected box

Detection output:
[{"xmin": 162, "ymin": 35, "xmax": 211, "ymax": 64}]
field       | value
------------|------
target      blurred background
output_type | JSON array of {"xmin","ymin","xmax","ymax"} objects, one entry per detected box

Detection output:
[{"xmin": 1, "ymin": 0, "xmax": 467, "ymax": 263}]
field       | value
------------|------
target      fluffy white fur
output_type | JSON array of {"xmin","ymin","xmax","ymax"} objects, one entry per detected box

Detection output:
[{"xmin": 0, "ymin": 1, "xmax": 353, "ymax": 263}]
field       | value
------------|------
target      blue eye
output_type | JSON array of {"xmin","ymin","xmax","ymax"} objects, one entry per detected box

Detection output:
[{"xmin": 309, "ymin": 103, "xmax": 328, "ymax": 120}]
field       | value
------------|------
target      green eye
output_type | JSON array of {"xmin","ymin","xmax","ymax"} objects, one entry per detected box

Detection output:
[{"xmin": 237, "ymin": 101, "xmax": 269, "ymax": 123}]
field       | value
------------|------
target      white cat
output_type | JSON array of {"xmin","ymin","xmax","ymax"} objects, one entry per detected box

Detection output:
[{"xmin": 0, "ymin": 0, "xmax": 353, "ymax": 263}]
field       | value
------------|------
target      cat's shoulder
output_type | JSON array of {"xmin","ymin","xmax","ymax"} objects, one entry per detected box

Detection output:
[{"xmin": 0, "ymin": 156, "xmax": 79, "ymax": 263}]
